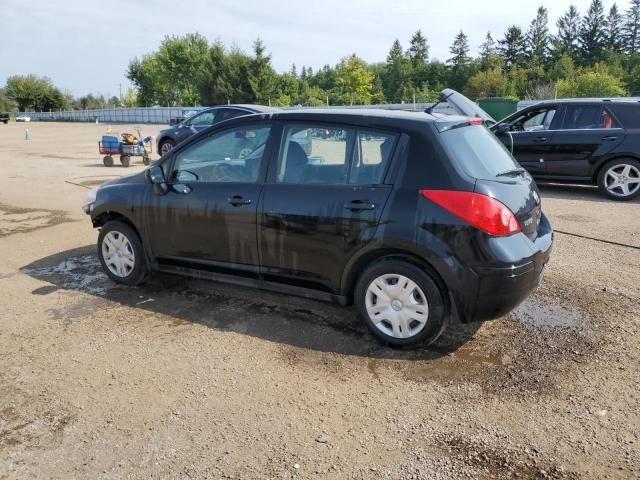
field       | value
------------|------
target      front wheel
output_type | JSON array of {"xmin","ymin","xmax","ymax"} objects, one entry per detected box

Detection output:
[
  {"xmin": 120, "ymin": 155, "xmax": 131, "ymax": 167},
  {"xmin": 598, "ymin": 158, "xmax": 640, "ymax": 201},
  {"xmin": 354, "ymin": 259, "xmax": 447, "ymax": 348},
  {"xmin": 159, "ymin": 139, "xmax": 175, "ymax": 156},
  {"xmin": 97, "ymin": 221, "xmax": 148, "ymax": 285}
]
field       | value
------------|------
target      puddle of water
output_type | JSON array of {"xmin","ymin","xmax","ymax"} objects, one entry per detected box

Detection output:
[
  {"xmin": 512, "ymin": 297, "xmax": 581, "ymax": 329},
  {"xmin": 23, "ymin": 255, "xmax": 108, "ymax": 295}
]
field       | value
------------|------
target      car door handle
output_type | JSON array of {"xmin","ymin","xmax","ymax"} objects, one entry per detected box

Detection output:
[
  {"xmin": 344, "ymin": 200, "xmax": 376, "ymax": 211},
  {"xmin": 601, "ymin": 136, "xmax": 619, "ymax": 141},
  {"xmin": 532, "ymin": 136, "xmax": 548, "ymax": 142},
  {"xmin": 227, "ymin": 195, "xmax": 251, "ymax": 206}
]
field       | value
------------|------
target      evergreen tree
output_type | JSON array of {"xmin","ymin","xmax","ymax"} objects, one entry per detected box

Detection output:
[
  {"xmin": 479, "ymin": 32, "xmax": 497, "ymax": 59},
  {"xmin": 290, "ymin": 64, "xmax": 298, "ymax": 78},
  {"xmin": 407, "ymin": 30, "xmax": 429, "ymax": 65},
  {"xmin": 248, "ymin": 38, "xmax": 277, "ymax": 104},
  {"xmin": 479, "ymin": 32, "xmax": 502, "ymax": 71},
  {"xmin": 623, "ymin": 0, "xmax": 640, "ymax": 54},
  {"xmin": 579, "ymin": 0, "xmax": 607, "ymax": 64},
  {"xmin": 447, "ymin": 30, "xmax": 471, "ymax": 67},
  {"xmin": 605, "ymin": 4, "xmax": 624, "ymax": 53},
  {"xmin": 526, "ymin": 7, "xmax": 550, "ymax": 67},
  {"xmin": 384, "ymin": 39, "xmax": 413, "ymax": 102},
  {"xmin": 556, "ymin": 5, "xmax": 581, "ymax": 59},
  {"xmin": 499, "ymin": 26, "xmax": 527, "ymax": 70}
]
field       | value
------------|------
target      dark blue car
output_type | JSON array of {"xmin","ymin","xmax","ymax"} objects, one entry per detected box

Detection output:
[{"xmin": 156, "ymin": 105, "xmax": 277, "ymax": 156}]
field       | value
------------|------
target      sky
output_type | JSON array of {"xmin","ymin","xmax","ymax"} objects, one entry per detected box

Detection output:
[{"xmin": 0, "ymin": 0, "xmax": 633, "ymax": 97}]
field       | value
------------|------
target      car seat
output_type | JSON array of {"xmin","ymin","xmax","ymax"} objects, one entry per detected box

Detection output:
[{"xmin": 281, "ymin": 142, "xmax": 308, "ymax": 183}]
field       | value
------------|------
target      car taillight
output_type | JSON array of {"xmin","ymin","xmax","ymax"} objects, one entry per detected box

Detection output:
[
  {"xmin": 420, "ymin": 190, "xmax": 521, "ymax": 236},
  {"xmin": 468, "ymin": 117, "xmax": 483, "ymax": 125}
]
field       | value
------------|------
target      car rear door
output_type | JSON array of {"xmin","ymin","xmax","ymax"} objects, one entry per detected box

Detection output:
[
  {"xmin": 143, "ymin": 121, "xmax": 274, "ymax": 273},
  {"xmin": 544, "ymin": 104, "xmax": 624, "ymax": 178},
  {"xmin": 258, "ymin": 122, "xmax": 397, "ymax": 293}
]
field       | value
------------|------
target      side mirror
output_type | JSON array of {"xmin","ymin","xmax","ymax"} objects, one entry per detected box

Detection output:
[
  {"xmin": 495, "ymin": 123, "xmax": 510, "ymax": 134},
  {"xmin": 145, "ymin": 165, "xmax": 169, "ymax": 195}
]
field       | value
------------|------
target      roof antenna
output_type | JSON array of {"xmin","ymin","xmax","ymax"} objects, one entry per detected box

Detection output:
[{"xmin": 425, "ymin": 91, "xmax": 454, "ymax": 114}]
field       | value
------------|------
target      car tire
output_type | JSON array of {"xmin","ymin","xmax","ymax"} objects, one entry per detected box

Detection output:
[
  {"xmin": 97, "ymin": 221, "xmax": 148, "ymax": 286},
  {"xmin": 159, "ymin": 139, "xmax": 175, "ymax": 156},
  {"xmin": 120, "ymin": 155, "xmax": 130, "ymax": 167},
  {"xmin": 598, "ymin": 158, "xmax": 640, "ymax": 201},
  {"xmin": 354, "ymin": 259, "xmax": 448, "ymax": 348},
  {"xmin": 103, "ymin": 155, "xmax": 114, "ymax": 167}
]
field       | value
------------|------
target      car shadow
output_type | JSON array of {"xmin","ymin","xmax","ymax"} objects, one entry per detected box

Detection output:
[
  {"xmin": 537, "ymin": 182, "xmax": 640, "ymax": 204},
  {"xmin": 20, "ymin": 245, "xmax": 482, "ymax": 361}
]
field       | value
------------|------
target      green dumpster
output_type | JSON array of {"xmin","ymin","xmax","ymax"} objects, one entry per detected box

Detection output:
[{"xmin": 477, "ymin": 97, "xmax": 519, "ymax": 122}]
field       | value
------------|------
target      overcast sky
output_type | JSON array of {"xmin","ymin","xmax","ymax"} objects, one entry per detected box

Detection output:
[{"xmin": 0, "ymin": 0, "xmax": 633, "ymax": 97}]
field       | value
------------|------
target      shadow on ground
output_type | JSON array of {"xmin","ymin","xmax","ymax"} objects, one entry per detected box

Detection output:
[{"xmin": 20, "ymin": 245, "xmax": 482, "ymax": 361}]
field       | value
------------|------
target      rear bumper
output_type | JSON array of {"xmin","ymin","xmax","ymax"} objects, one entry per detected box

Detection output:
[{"xmin": 456, "ymin": 213, "xmax": 553, "ymax": 323}]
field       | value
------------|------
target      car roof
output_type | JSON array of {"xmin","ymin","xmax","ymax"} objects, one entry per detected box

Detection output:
[
  {"xmin": 269, "ymin": 108, "xmax": 441, "ymax": 125},
  {"xmin": 528, "ymin": 98, "xmax": 640, "ymax": 106},
  {"xmin": 194, "ymin": 104, "xmax": 279, "ymax": 114}
]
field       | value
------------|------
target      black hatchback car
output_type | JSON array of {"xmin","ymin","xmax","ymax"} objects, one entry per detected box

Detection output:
[
  {"xmin": 84, "ymin": 109, "xmax": 552, "ymax": 347},
  {"xmin": 444, "ymin": 89, "xmax": 640, "ymax": 201}
]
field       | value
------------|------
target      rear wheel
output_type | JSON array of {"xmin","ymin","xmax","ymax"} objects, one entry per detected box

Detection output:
[
  {"xmin": 354, "ymin": 259, "xmax": 447, "ymax": 348},
  {"xmin": 103, "ymin": 155, "xmax": 114, "ymax": 167},
  {"xmin": 120, "ymin": 155, "xmax": 130, "ymax": 167},
  {"xmin": 97, "ymin": 221, "xmax": 148, "ymax": 285},
  {"xmin": 598, "ymin": 158, "xmax": 640, "ymax": 201},
  {"xmin": 142, "ymin": 154, "xmax": 150, "ymax": 166}
]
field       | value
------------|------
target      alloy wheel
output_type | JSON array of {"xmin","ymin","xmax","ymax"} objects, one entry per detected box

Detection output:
[
  {"xmin": 160, "ymin": 142, "xmax": 174, "ymax": 155},
  {"xmin": 365, "ymin": 274, "xmax": 429, "ymax": 339},
  {"xmin": 605, "ymin": 163, "xmax": 640, "ymax": 198}
]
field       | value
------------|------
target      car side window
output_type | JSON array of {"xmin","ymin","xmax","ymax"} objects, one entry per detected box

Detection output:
[
  {"xmin": 172, "ymin": 125, "xmax": 271, "ymax": 183},
  {"xmin": 510, "ymin": 108, "xmax": 556, "ymax": 131},
  {"xmin": 276, "ymin": 125, "xmax": 354, "ymax": 184},
  {"xmin": 189, "ymin": 111, "xmax": 215, "ymax": 127},
  {"xmin": 215, "ymin": 108, "xmax": 247, "ymax": 123},
  {"xmin": 561, "ymin": 106, "xmax": 619, "ymax": 130},
  {"xmin": 350, "ymin": 129, "xmax": 397, "ymax": 185}
]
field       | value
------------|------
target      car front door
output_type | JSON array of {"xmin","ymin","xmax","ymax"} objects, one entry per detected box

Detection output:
[
  {"xmin": 495, "ymin": 107, "xmax": 558, "ymax": 175},
  {"xmin": 259, "ymin": 123, "xmax": 397, "ymax": 293},
  {"xmin": 143, "ymin": 121, "xmax": 273, "ymax": 273},
  {"xmin": 544, "ymin": 105, "xmax": 624, "ymax": 178}
]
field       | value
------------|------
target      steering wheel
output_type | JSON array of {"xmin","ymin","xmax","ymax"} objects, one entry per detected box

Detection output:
[{"xmin": 512, "ymin": 122, "xmax": 524, "ymax": 132}]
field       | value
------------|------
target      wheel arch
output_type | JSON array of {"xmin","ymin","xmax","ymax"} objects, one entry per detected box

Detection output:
[
  {"xmin": 340, "ymin": 247, "xmax": 451, "ymax": 313},
  {"xmin": 592, "ymin": 154, "xmax": 640, "ymax": 184}
]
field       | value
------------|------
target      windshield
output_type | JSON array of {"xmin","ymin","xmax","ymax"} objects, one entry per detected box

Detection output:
[{"xmin": 439, "ymin": 125, "xmax": 520, "ymax": 180}]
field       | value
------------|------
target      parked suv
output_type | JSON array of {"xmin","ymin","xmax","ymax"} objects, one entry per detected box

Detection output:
[
  {"xmin": 156, "ymin": 105, "xmax": 277, "ymax": 156},
  {"xmin": 84, "ymin": 109, "xmax": 552, "ymax": 347},
  {"xmin": 444, "ymin": 89, "xmax": 640, "ymax": 201},
  {"xmin": 0, "ymin": 113, "xmax": 9, "ymax": 124}
]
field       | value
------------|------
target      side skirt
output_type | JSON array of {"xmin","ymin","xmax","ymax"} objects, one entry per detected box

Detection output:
[{"xmin": 156, "ymin": 264, "xmax": 350, "ymax": 306}]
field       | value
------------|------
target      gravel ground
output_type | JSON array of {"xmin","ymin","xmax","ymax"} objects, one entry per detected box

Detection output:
[{"xmin": 0, "ymin": 122, "xmax": 638, "ymax": 479}]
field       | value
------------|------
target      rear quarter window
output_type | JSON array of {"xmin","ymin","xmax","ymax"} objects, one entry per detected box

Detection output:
[
  {"xmin": 438, "ymin": 125, "xmax": 519, "ymax": 180},
  {"xmin": 609, "ymin": 104, "xmax": 640, "ymax": 128}
]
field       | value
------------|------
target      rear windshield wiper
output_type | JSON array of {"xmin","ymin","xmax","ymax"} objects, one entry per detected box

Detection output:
[{"xmin": 496, "ymin": 168, "xmax": 527, "ymax": 177}]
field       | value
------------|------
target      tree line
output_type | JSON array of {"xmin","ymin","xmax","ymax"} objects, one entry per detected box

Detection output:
[{"xmin": 3, "ymin": 0, "xmax": 640, "ymax": 112}]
